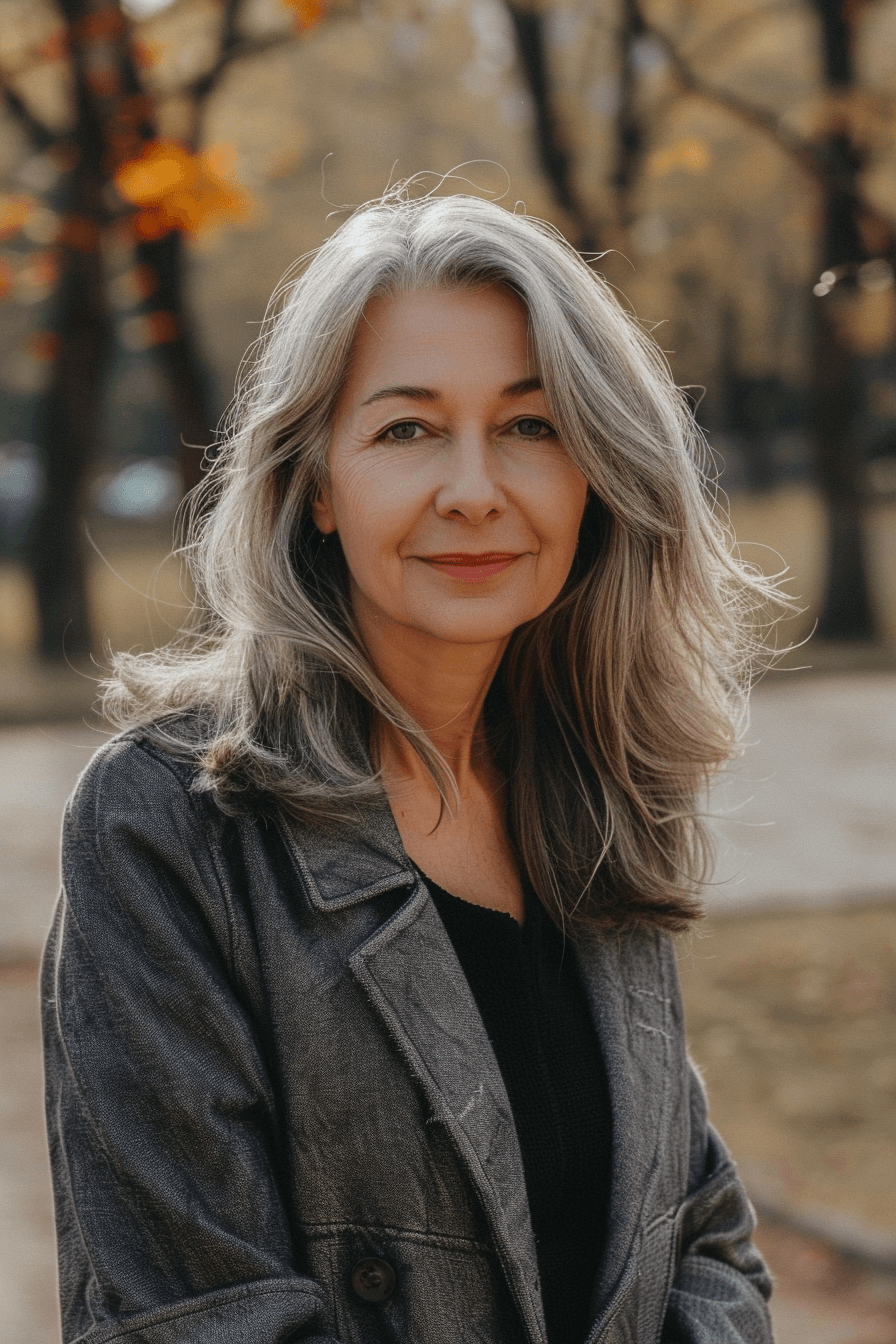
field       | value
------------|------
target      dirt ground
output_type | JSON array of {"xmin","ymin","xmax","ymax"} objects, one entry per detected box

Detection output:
[{"xmin": 679, "ymin": 905, "xmax": 896, "ymax": 1237}]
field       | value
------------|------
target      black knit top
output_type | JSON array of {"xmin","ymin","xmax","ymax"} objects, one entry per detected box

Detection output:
[{"xmin": 425, "ymin": 877, "xmax": 613, "ymax": 1344}]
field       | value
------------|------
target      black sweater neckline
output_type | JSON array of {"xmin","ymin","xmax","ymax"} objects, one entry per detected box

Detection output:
[{"xmin": 422, "ymin": 871, "xmax": 612, "ymax": 1344}]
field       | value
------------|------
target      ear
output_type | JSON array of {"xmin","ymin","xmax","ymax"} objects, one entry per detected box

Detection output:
[{"xmin": 311, "ymin": 488, "xmax": 337, "ymax": 535}]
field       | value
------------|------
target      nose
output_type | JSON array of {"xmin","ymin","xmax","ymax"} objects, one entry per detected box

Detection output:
[{"xmin": 434, "ymin": 431, "xmax": 506, "ymax": 524}]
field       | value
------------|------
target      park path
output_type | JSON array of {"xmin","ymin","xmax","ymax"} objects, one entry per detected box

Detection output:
[
  {"xmin": 706, "ymin": 672, "xmax": 896, "ymax": 914},
  {"xmin": 1, "ymin": 672, "xmax": 895, "ymax": 1343}
]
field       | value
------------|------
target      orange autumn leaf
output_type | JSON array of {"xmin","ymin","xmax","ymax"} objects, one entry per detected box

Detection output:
[
  {"xmin": 647, "ymin": 136, "xmax": 711, "ymax": 178},
  {"xmin": 281, "ymin": 0, "xmax": 325, "ymax": 31},
  {"xmin": 0, "ymin": 258, "xmax": 13, "ymax": 299},
  {"xmin": 133, "ymin": 37, "xmax": 164, "ymax": 69},
  {"xmin": 116, "ymin": 141, "xmax": 193, "ymax": 206},
  {"xmin": 0, "ymin": 195, "xmax": 35, "ymax": 242},
  {"xmin": 116, "ymin": 140, "xmax": 253, "ymax": 238}
]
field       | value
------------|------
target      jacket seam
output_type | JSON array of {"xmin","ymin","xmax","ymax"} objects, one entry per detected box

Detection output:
[
  {"xmin": 300, "ymin": 1220, "xmax": 495, "ymax": 1254},
  {"xmin": 47, "ymin": 900, "xmax": 125, "ymax": 1325},
  {"xmin": 74, "ymin": 1280, "xmax": 325, "ymax": 1344}
]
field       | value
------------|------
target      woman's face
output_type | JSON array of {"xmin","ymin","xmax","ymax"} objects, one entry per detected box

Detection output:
[{"xmin": 314, "ymin": 285, "xmax": 590, "ymax": 653}]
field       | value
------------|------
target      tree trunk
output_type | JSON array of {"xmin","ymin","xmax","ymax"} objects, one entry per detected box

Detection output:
[
  {"xmin": 504, "ymin": 2, "xmax": 596, "ymax": 251},
  {"xmin": 811, "ymin": 277, "xmax": 875, "ymax": 638},
  {"xmin": 135, "ymin": 231, "xmax": 215, "ymax": 494},
  {"xmin": 611, "ymin": 0, "xmax": 645, "ymax": 236},
  {"xmin": 810, "ymin": 2, "xmax": 877, "ymax": 640},
  {"xmin": 26, "ymin": 0, "xmax": 118, "ymax": 661},
  {"xmin": 29, "ymin": 223, "xmax": 109, "ymax": 661}
]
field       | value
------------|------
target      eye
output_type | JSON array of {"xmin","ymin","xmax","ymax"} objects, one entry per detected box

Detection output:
[
  {"xmin": 380, "ymin": 420, "xmax": 423, "ymax": 442},
  {"xmin": 513, "ymin": 417, "xmax": 555, "ymax": 439}
]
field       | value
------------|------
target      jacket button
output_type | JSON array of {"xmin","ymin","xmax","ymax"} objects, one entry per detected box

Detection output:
[{"xmin": 350, "ymin": 1257, "xmax": 396, "ymax": 1302}]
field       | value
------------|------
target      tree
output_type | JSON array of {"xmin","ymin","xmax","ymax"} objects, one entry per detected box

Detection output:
[
  {"xmin": 639, "ymin": 0, "xmax": 892, "ymax": 639},
  {"xmin": 507, "ymin": 0, "xmax": 896, "ymax": 642},
  {"xmin": 0, "ymin": 0, "xmax": 324, "ymax": 660},
  {"xmin": 503, "ymin": 1, "xmax": 597, "ymax": 250},
  {"xmin": 804, "ymin": 0, "xmax": 889, "ymax": 639}
]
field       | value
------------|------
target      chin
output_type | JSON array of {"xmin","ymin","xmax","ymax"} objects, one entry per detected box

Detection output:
[{"xmin": 408, "ymin": 606, "xmax": 540, "ymax": 647}]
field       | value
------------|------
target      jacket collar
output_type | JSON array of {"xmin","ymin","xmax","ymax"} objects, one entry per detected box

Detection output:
[
  {"xmin": 281, "ymin": 801, "xmax": 416, "ymax": 910},
  {"xmin": 280, "ymin": 808, "xmax": 670, "ymax": 1344}
]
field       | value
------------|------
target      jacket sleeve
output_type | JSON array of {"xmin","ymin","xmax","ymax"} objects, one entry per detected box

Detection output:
[
  {"xmin": 661, "ymin": 1060, "xmax": 774, "ymax": 1344},
  {"xmin": 42, "ymin": 737, "xmax": 341, "ymax": 1344}
]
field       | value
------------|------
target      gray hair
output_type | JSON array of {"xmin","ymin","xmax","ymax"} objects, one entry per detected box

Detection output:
[{"xmin": 104, "ymin": 188, "xmax": 789, "ymax": 931}]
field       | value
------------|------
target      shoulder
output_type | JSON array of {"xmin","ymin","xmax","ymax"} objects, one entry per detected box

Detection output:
[
  {"xmin": 66, "ymin": 721, "xmax": 209, "ymax": 835},
  {"xmin": 61, "ymin": 724, "xmax": 236, "ymax": 911},
  {"xmin": 58, "ymin": 725, "xmax": 249, "ymax": 971}
]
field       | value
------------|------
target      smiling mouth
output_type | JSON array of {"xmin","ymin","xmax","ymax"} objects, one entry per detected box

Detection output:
[{"xmin": 419, "ymin": 553, "xmax": 523, "ymax": 582}]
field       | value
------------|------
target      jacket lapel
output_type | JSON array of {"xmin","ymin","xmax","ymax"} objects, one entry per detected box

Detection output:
[
  {"xmin": 573, "ymin": 928, "xmax": 672, "ymax": 1340},
  {"xmin": 281, "ymin": 809, "xmax": 546, "ymax": 1344},
  {"xmin": 350, "ymin": 880, "xmax": 547, "ymax": 1344}
]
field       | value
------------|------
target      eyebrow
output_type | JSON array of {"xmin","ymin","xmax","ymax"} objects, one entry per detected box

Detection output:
[{"xmin": 361, "ymin": 375, "xmax": 543, "ymax": 407}]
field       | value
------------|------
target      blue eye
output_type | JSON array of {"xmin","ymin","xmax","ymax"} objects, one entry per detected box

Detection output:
[
  {"xmin": 383, "ymin": 421, "xmax": 420, "ymax": 441},
  {"xmin": 515, "ymin": 418, "xmax": 552, "ymax": 438}
]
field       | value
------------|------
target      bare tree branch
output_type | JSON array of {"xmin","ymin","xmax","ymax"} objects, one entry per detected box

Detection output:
[
  {"xmin": 641, "ymin": 10, "xmax": 896, "ymax": 250},
  {"xmin": 682, "ymin": 0, "xmax": 802, "ymax": 66},
  {"xmin": 183, "ymin": 0, "xmax": 310, "ymax": 149},
  {"xmin": 639, "ymin": 15, "xmax": 824, "ymax": 182},
  {"xmin": 0, "ymin": 72, "xmax": 59, "ymax": 149},
  {"xmin": 504, "ymin": 1, "xmax": 598, "ymax": 250}
]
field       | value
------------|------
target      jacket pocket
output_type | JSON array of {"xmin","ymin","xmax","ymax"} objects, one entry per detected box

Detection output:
[{"xmin": 301, "ymin": 1224, "xmax": 527, "ymax": 1344}]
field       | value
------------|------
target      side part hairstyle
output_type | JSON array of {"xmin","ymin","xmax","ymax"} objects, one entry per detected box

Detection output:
[{"xmin": 104, "ymin": 186, "xmax": 789, "ymax": 933}]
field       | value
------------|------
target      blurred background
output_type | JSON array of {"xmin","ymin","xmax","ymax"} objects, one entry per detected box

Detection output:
[{"xmin": 0, "ymin": 0, "xmax": 895, "ymax": 1339}]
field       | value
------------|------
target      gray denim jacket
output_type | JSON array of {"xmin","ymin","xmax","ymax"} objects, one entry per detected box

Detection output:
[{"xmin": 42, "ymin": 732, "xmax": 773, "ymax": 1344}]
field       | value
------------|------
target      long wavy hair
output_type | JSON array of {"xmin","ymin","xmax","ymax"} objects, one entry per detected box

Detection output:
[{"xmin": 104, "ymin": 187, "xmax": 789, "ymax": 932}]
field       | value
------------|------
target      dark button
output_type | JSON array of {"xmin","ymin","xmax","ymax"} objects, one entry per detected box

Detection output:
[{"xmin": 350, "ymin": 1257, "xmax": 396, "ymax": 1302}]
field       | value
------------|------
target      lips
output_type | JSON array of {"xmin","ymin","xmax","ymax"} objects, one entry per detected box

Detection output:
[
  {"xmin": 419, "ymin": 552, "xmax": 523, "ymax": 582},
  {"xmin": 425, "ymin": 552, "xmax": 519, "ymax": 565}
]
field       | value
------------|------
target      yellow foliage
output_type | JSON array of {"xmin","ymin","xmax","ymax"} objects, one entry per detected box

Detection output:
[
  {"xmin": 281, "ymin": 0, "xmax": 326, "ymax": 31},
  {"xmin": 0, "ymin": 195, "xmax": 36, "ymax": 242},
  {"xmin": 646, "ymin": 137, "xmax": 711, "ymax": 178},
  {"xmin": 115, "ymin": 140, "xmax": 253, "ymax": 239},
  {"xmin": 133, "ymin": 37, "xmax": 164, "ymax": 69}
]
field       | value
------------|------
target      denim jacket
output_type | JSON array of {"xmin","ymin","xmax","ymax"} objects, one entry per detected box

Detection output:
[{"xmin": 42, "ymin": 731, "xmax": 773, "ymax": 1344}]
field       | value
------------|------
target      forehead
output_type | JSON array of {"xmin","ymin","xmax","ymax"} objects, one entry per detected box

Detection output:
[{"xmin": 343, "ymin": 285, "xmax": 535, "ymax": 390}]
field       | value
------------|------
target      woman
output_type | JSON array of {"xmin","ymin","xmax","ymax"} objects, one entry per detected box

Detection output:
[{"xmin": 43, "ymin": 190, "xmax": 779, "ymax": 1344}]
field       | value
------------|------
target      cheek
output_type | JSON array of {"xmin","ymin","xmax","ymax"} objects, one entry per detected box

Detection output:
[
  {"xmin": 539, "ymin": 463, "xmax": 590, "ymax": 557},
  {"xmin": 328, "ymin": 459, "xmax": 419, "ymax": 574}
]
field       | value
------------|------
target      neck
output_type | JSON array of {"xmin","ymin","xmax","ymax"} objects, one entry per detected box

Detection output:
[{"xmin": 360, "ymin": 618, "xmax": 507, "ymax": 792}]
